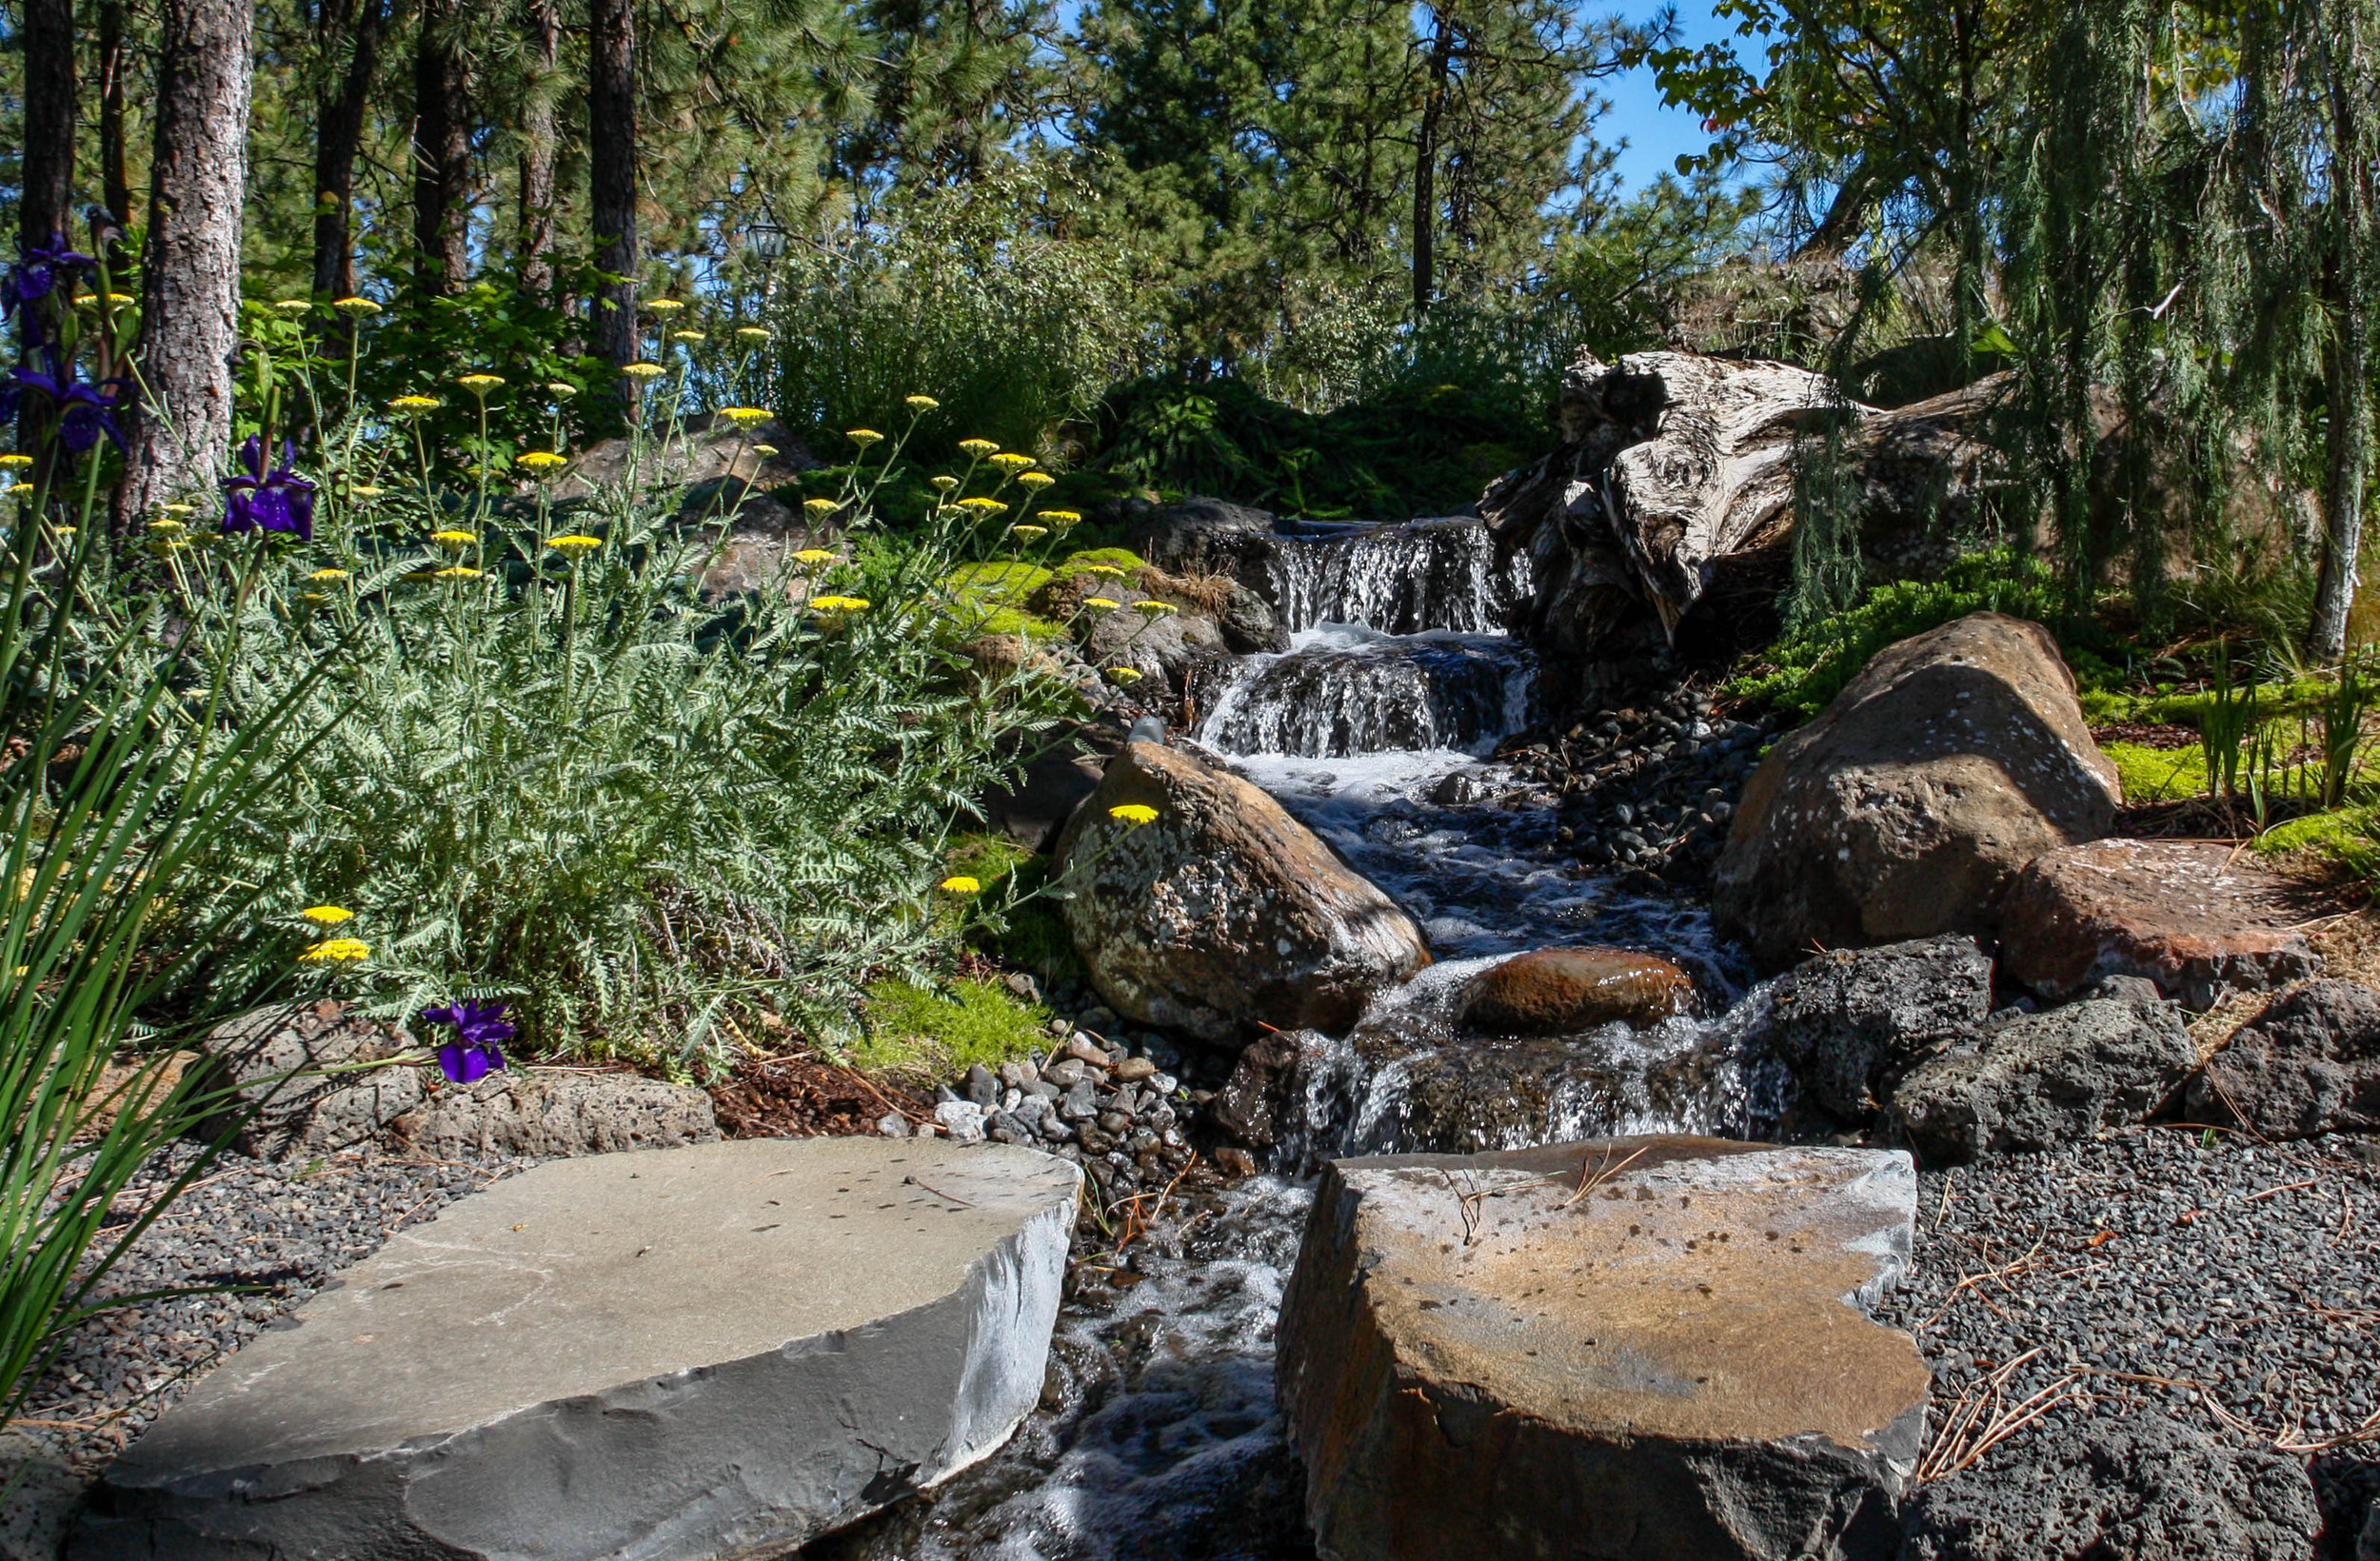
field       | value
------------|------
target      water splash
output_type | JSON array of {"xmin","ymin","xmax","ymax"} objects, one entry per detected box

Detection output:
[
  {"xmin": 1267, "ymin": 518, "xmax": 1530, "ymax": 635},
  {"xmin": 1194, "ymin": 624, "xmax": 1534, "ymax": 760}
]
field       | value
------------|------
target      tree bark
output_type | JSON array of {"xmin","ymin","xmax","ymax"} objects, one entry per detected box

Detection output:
[
  {"xmin": 2310, "ymin": 0, "xmax": 2373, "ymax": 658},
  {"xmin": 18, "ymin": 0, "xmax": 77, "ymax": 253},
  {"xmin": 1410, "ymin": 10, "xmax": 1453, "ymax": 316},
  {"xmin": 589, "ymin": 0, "xmax": 640, "ymax": 398},
  {"xmin": 411, "ymin": 0, "xmax": 472, "ymax": 297},
  {"xmin": 312, "ymin": 0, "xmax": 386, "ymax": 301},
  {"xmin": 115, "ymin": 0, "xmax": 255, "ymax": 526},
  {"xmin": 97, "ymin": 0, "xmax": 134, "ymax": 241},
  {"xmin": 518, "ymin": 0, "xmax": 562, "ymax": 298}
]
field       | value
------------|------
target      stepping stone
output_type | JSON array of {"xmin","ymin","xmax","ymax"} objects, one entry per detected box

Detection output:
[
  {"xmin": 1276, "ymin": 1136, "xmax": 1929, "ymax": 1561},
  {"xmin": 74, "ymin": 1138, "xmax": 1080, "ymax": 1561},
  {"xmin": 1999, "ymin": 838, "xmax": 2321, "ymax": 1011}
]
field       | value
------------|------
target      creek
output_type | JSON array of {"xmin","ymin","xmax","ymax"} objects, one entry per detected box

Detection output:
[{"xmin": 814, "ymin": 517, "xmax": 1782, "ymax": 1561}]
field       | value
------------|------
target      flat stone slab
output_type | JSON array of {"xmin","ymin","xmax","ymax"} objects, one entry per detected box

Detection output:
[
  {"xmin": 1277, "ymin": 1136, "xmax": 1929, "ymax": 1561},
  {"xmin": 74, "ymin": 1138, "xmax": 1080, "ymax": 1561},
  {"xmin": 2000, "ymin": 838, "xmax": 2321, "ymax": 1010}
]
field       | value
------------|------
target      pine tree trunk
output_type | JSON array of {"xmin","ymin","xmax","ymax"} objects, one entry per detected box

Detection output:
[
  {"xmin": 411, "ymin": 0, "xmax": 472, "ymax": 297},
  {"xmin": 18, "ymin": 0, "xmax": 76, "ymax": 252},
  {"xmin": 312, "ymin": 0, "xmax": 385, "ymax": 301},
  {"xmin": 97, "ymin": 0, "xmax": 134, "ymax": 232},
  {"xmin": 589, "ymin": 0, "xmax": 640, "ymax": 398},
  {"xmin": 519, "ymin": 0, "xmax": 561, "ymax": 298},
  {"xmin": 1410, "ymin": 10, "xmax": 1452, "ymax": 316},
  {"xmin": 115, "ymin": 0, "xmax": 255, "ymax": 526},
  {"xmin": 2311, "ymin": 0, "xmax": 2373, "ymax": 659}
]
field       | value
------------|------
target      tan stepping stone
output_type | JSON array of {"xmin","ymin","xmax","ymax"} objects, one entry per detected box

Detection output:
[
  {"xmin": 1277, "ymin": 1136, "xmax": 1929, "ymax": 1561},
  {"xmin": 74, "ymin": 1138, "xmax": 1079, "ymax": 1561}
]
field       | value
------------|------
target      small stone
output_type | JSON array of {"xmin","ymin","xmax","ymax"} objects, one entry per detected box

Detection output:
[
  {"xmin": 1043, "ymin": 1058, "xmax": 1087, "ymax": 1088},
  {"xmin": 1061, "ymin": 1080, "xmax": 1100, "ymax": 1120},
  {"xmin": 934, "ymin": 1100, "xmax": 986, "ymax": 1144},
  {"xmin": 1077, "ymin": 1126, "xmax": 1115, "ymax": 1154},
  {"xmin": 1150, "ymin": 1073, "xmax": 1179, "ymax": 1095},
  {"xmin": 1064, "ymin": 1036, "xmax": 1114, "ymax": 1069},
  {"xmin": 1081, "ymin": 1006, "xmax": 1121, "ymax": 1033},
  {"xmin": 1114, "ymin": 1056, "xmax": 1160, "ymax": 1082},
  {"xmin": 1022, "ymin": 1079, "xmax": 1061, "ymax": 1101},
  {"xmin": 1212, "ymin": 1146, "xmax": 1258, "ymax": 1177},
  {"xmin": 1097, "ymin": 1111, "xmax": 1130, "ymax": 1135},
  {"xmin": 876, "ymin": 1113, "xmax": 910, "ymax": 1137},
  {"xmin": 964, "ymin": 1065, "xmax": 998, "ymax": 1108}
]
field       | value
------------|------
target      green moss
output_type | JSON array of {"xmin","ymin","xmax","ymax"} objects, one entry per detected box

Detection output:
[
  {"xmin": 854, "ymin": 977, "xmax": 1051, "ymax": 1077},
  {"xmin": 942, "ymin": 833, "xmax": 1084, "ymax": 981},
  {"xmin": 1056, "ymin": 547, "xmax": 1149, "ymax": 575},
  {"xmin": 963, "ymin": 606, "xmax": 1067, "ymax": 642},
  {"xmin": 945, "ymin": 561, "xmax": 1054, "ymax": 604},
  {"xmin": 2103, "ymin": 741, "xmax": 2208, "ymax": 803}
]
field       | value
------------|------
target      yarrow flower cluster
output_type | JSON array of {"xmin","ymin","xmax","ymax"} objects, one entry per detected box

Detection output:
[
  {"xmin": 1108, "ymin": 803, "xmax": 1160, "ymax": 825},
  {"xmin": 939, "ymin": 875, "xmax": 982, "ymax": 895},
  {"xmin": 419, "ymin": 1001, "xmax": 513, "ymax": 1083},
  {"xmin": 300, "ymin": 937, "xmax": 370, "ymax": 962}
]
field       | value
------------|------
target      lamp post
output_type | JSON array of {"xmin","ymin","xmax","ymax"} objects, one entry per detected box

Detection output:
[{"xmin": 745, "ymin": 214, "xmax": 786, "ymax": 307}]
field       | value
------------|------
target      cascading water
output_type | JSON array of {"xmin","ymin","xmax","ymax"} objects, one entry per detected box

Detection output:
[{"xmin": 1265, "ymin": 517, "xmax": 1531, "ymax": 635}]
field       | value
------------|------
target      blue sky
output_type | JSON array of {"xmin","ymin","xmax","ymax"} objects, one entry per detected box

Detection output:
[{"xmin": 1600, "ymin": 3, "xmax": 1748, "ymax": 192}]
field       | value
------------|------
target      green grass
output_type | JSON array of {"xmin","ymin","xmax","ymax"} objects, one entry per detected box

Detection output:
[
  {"xmin": 854, "ymin": 978, "xmax": 1053, "ymax": 1077},
  {"xmin": 2253, "ymin": 807, "xmax": 2380, "ymax": 869},
  {"xmin": 2102, "ymin": 741, "xmax": 2209, "ymax": 803}
]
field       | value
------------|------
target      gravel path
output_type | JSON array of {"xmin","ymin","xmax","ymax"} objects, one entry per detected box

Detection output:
[
  {"xmin": 10, "ymin": 1144, "xmax": 528, "ymax": 1474},
  {"xmin": 1876, "ymin": 1126, "xmax": 2380, "ymax": 1551}
]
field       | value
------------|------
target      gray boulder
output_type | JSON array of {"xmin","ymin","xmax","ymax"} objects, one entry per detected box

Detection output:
[
  {"xmin": 1771, "ymin": 937, "xmax": 1995, "ymax": 1119},
  {"xmin": 73, "ymin": 1138, "xmax": 1080, "ymax": 1561},
  {"xmin": 2189, "ymin": 978, "xmax": 2380, "ymax": 1139},
  {"xmin": 1898, "ymin": 1408, "xmax": 2319, "ymax": 1560},
  {"xmin": 194, "ymin": 1002, "xmax": 423, "ymax": 1160},
  {"xmin": 2362, "ymin": 1492, "xmax": 2380, "ymax": 1561},
  {"xmin": 387, "ymin": 1069, "xmax": 718, "ymax": 1158},
  {"xmin": 1890, "ymin": 997, "xmax": 2195, "ymax": 1163},
  {"xmin": 1123, "ymin": 496, "xmax": 1280, "ymax": 583},
  {"xmin": 1, "ymin": 1430, "xmax": 85, "ymax": 1561}
]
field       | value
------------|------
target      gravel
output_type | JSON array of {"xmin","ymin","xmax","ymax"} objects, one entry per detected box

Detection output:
[
  {"xmin": 1875, "ymin": 1126, "xmax": 2380, "ymax": 1552},
  {"xmin": 10, "ymin": 1143, "xmax": 529, "ymax": 1475}
]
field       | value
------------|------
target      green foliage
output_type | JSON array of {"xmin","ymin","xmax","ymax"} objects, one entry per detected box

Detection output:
[
  {"xmin": 853, "ymin": 978, "xmax": 1051, "ymax": 1077},
  {"xmin": 2100, "ymin": 742, "xmax": 2207, "ymax": 804},
  {"xmin": 1729, "ymin": 549, "xmax": 2066, "ymax": 717}
]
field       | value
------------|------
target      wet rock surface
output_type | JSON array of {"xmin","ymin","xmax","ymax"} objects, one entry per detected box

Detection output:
[
  {"xmin": 1456, "ymin": 945, "xmax": 1696, "ymax": 1035},
  {"xmin": 1055, "ymin": 740, "xmax": 1431, "ymax": 1044},
  {"xmin": 1276, "ymin": 1136, "xmax": 1929, "ymax": 1561},
  {"xmin": 2001, "ymin": 838, "xmax": 2324, "ymax": 1010},
  {"xmin": 1890, "ymin": 996, "xmax": 2196, "ymax": 1165},
  {"xmin": 1714, "ymin": 613, "xmax": 2122, "ymax": 970},
  {"xmin": 2192, "ymin": 979, "xmax": 2380, "ymax": 1140}
]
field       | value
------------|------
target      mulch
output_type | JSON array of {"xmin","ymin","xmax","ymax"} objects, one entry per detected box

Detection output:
[{"xmin": 707, "ymin": 1051, "xmax": 936, "ymax": 1138}]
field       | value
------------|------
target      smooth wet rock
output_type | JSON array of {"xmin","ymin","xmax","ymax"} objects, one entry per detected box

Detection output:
[
  {"xmin": 387, "ymin": 1069, "xmax": 718, "ymax": 1158},
  {"xmin": 73, "ymin": 1138, "xmax": 1080, "ymax": 1561},
  {"xmin": 979, "ymin": 747, "xmax": 1106, "ymax": 851},
  {"xmin": 1124, "ymin": 495, "xmax": 1280, "ymax": 583},
  {"xmin": 545, "ymin": 410, "xmax": 811, "ymax": 503},
  {"xmin": 1458, "ymin": 947, "xmax": 1696, "ymax": 1036},
  {"xmin": 2189, "ymin": 978, "xmax": 2380, "ymax": 1139},
  {"xmin": 1277, "ymin": 1136, "xmax": 1929, "ymax": 1561},
  {"xmin": 1770, "ymin": 937, "xmax": 1994, "ymax": 1119},
  {"xmin": 1056, "ymin": 741, "xmax": 1431, "ymax": 1044},
  {"xmin": 1999, "ymin": 838, "xmax": 2321, "ymax": 1010},
  {"xmin": 1897, "ymin": 1408, "xmax": 2320, "ymax": 1561},
  {"xmin": 1713, "ymin": 613, "xmax": 2121, "ymax": 970},
  {"xmin": 1889, "ymin": 997, "xmax": 2195, "ymax": 1163},
  {"xmin": 194, "ymin": 1002, "xmax": 423, "ymax": 1160}
]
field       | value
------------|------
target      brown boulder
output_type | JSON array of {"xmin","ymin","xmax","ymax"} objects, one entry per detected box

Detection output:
[
  {"xmin": 1999, "ymin": 839, "xmax": 2321, "ymax": 1011},
  {"xmin": 1713, "ymin": 613, "xmax": 2122, "ymax": 970},
  {"xmin": 1458, "ymin": 946, "xmax": 1694, "ymax": 1036},
  {"xmin": 1055, "ymin": 741, "xmax": 1430, "ymax": 1043},
  {"xmin": 1277, "ymin": 1136, "xmax": 1929, "ymax": 1561}
]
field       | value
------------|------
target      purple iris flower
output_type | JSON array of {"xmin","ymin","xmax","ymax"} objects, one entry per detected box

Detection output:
[
  {"xmin": 3, "ymin": 360, "xmax": 126, "ymax": 451},
  {"xmin": 2, "ymin": 234, "xmax": 95, "ymax": 337},
  {"xmin": 420, "ymin": 1000, "xmax": 513, "ymax": 1083},
  {"xmin": 222, "ymin": 436, "xmax": 318, "ymax": 540}
]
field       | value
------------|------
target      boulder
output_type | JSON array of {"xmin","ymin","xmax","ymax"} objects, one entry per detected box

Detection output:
[
  {"xmin": 2363, "ymin": 1492, "xmax": 2380, "ymax": 1561},
  {"xmin": 1999, "ymin": 839, "xmax": 2321, "ymax": 1011},
  {"xmin": 1898, "ymin": 1408, "xmax": 2320, "ymax": 1561},
  {"xmin": 1889, "ymin": 998, "xmax": 2195, "ymax": 1163},
  {"xmin": 2188, "ymin": 978, "xmax": 2380, "ymax": 1139},
  {"xmin": 1055, "ymin": 741, "xmax": 1430, "ymax": 1043},
  {"xmin": 73, "ymin": 1138, "xmax": 1080, "ymax": 1561},
  {"xmin": 1457, "ymin": 946, "xmax": 1696, "ymax": 1036},
  {"xmin": 1769, "ymin": 937, "xmax": 1994, "ymax": 1119},
  {"xmin": 544, "ymin": 411, "xmax": 811, "ymax": 504},
  {"xmin": 1277, "ymin": 1137, "xmax": 1929, "ymax": 1561},
  {"xmin": 1078, "ymin": 601, "xmax": 1230, "ymax": 686},
  {"xmin": 977, "ymin": 747, "xmax": 1106, "ymax": 852},
  {"xmin": 386, "ymin": 1069, "xmax": 719, "ymax": 1159},
  {"xmin": 194, "ymin": 1003, "xmax": 423, "ymax": 1160},
  {"xmin": 1, "ymin": 1430, "xmax": 84, "ymax": 1561},
  {"xmin": 1712, "ymin": 613, "xmax": 2122, "ymax": 970},
  {"xmin": 1122, "ymin": 496, "xmax": 1280, "ymax": 584}
]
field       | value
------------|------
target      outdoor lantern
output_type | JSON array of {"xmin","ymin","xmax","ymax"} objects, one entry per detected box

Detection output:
[{"xmin": 745, "ymin": 218, "xmax": 787, "ymax": 263}]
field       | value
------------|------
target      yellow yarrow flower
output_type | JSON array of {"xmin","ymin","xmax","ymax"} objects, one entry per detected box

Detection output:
[
  {"xmin": 846, "ymin": 428, "xmax": 885, "ymax": 446},
  {"xmin": 735, "ymin": 326, "xmax": 772, "ymax": 343},
  {"xmin": 300, "ymin": 905, "xmax": 355, "ymax": 925},
  {"xmin": 434, "ymin": 565, "xmax": 486, "ymax": 580},
  {"xmin": 148, "ymin": 517, "xmax": 186, "ymax": 534},
  {"xmin": 646, "ymin": 298, "xmax": 685, "ymax": 314},
  {"xmin": 546, "ymin": 382, "xmax": 580, "ymax": 400},
  {"xmin": 273, "ymin": 299, "xmax": 312, "ymax": 316},
  {"xmin": 958, "ymin": 439, "xmax": 999, "ymax": 459},
  {"xmin": 671, "ymin": 329, "xmax": 706, "ymax": 344},
  {"xmin": 929, "ymin": 474, "xmax": 960, "ymax": 492},
  {"xmin": 1017, "ymin": 471, "xmax": 1055, "ymax": 490},
  {"xmin": 162, "ymin": 503, "xmax": 198, "ymax": 517},
  {"xmin": 310, "ymin": 567, "xmax": 351, "ymax": 582},
  {"xmin": 794, "ymin": 547, "xmax": 839, "ymax": 564},
  {"xmin": 956, "ymin": 496, "xmax": 1007, "ymax": 511},
  {"xmin": 1133, "ymin": 600, "xmax": 1178, "ymax": 616},
  {"xmin": 938, "ymin": 875, "xmax": 982, "ymax": 895},
  {"xmin": 549, "ymin": 534, "xmax": 603, "ymax": 554},
  {"xmin": 1010, "ymin": 524, "xmax": 1049, "ymax": 540},
  {"xmin": 989, "ymin": 453, "xmax": 1035, "ymax": 471},
  {"xmin": 808, "ymin": 594, "xmax": 871, "ymax": 613},
  {"xmin": 105, "ymin": 292, "xmax": 135, "ymax": 306},
  {"xmin": 518, "ymin": 450, "xmax": 568, "ymax": 471},
  {"xmin": 1082, "ymin": 563, "xmax": 1125, "ymax": 576},
  {"xmin": 300, "ymin": 937, "xmax": 370, "ymax": 962},
  {"xmin": 457, "ymin": 373, "xmax": 506, "ymax": 393},
  {"xmin": 389, "ymin": 394, "xmax": 443, "ymax": 413},
  {"xmin": 717, "ymin": 406, "xmax": 770, "ymax": 425},
  {"xmin": 1108, "ymin": 803, "xmax": 1160, "ymax": 825},
  {"xmin": 803, "ymin": 498, "xmax": 839, "ymax": 517},
  {"xmin": 753, "ymin": 444, "xmax": 779, "ymax": 458},
  {"xmin": 622, "ymin": 362, "xmax": 665, "ymax": 381},
  {"xmin": 1040, "ymin": 509, "xmax": 1082, "ymax": 527},
  {"xmin": 1083, "ymin": 597, "xmax": 1121, "ymax": 611},
  {"xmin": 333, "ymin": 296, "xmax": 383, "ymax": 316},
  {"xmin": 905, "ymin": 395, "xmax": 941, "ymax": 411},
  {"xmin": 0, "ymin": 454, "xmax": 34, "ymax": 468},
  {"xmin": 430, "ymin": 529, "xmax": 478, "ymax": 548},
  {"xmin": 350, "ymin": 484, "xmax": 385, "ymax": 499},
  {"xmin": 1103, "ymin": 665, "xmax": 1144, "ymax": 683}
]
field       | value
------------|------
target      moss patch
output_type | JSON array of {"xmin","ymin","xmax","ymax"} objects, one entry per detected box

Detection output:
[
  {"xmin": 2254, "ymin": 806, "xmax": 2380, "ymax": 869},
  {"xmin": 1057, "ymin": 546, "xmax": 1149, "ymax": 575},
  {"xmin": 854, "ymin": 977, "xmax": 1051, "ymax": 1077},
  {"xmin": 2104, "ymin": 741, "xmax": 2209, "ymax": 803},
  {"xmin": 946, "ymin": 561, "xmax": 1055, "ymax": 604}
]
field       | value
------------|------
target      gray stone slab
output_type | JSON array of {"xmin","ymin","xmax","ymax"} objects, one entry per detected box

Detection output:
[{"xmin": 73, "ymin": 1137, "xmax": 1080, "ymax": 1561}]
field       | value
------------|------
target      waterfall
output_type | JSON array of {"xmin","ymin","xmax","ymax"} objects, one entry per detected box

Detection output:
[
  {"xmin": 1195, "ymin": 625, "xmax": 1533, "ymax": 760},
  {"xmin": 1267, "ymin": 517, "xmax": 1531, "ymax": 635}
]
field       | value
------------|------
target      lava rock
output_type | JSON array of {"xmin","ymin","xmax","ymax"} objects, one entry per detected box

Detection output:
[
  {"xmin": 1712, "ymin": 613, "xmax": 2122, "ymax": 971},
  {"xmin": 387, "ymin": 1069, "xmax": 719, "ymax": 1158},
  {"xmin": 193, "ymin": 1001, "xmax": 423, "ymax": 1160},
  {"xmin": 1055, "ymin": 741, "xmax": 1431, "ymax": 1044},
  {"xmin": 1999, "ymin": 839, "xmax": 2321, "ymax": 1011},
  {"xmin": 2189, "ymin": 979, "xmax": 2380, "ymax": 1139},
  {"xmin": 1770, "ymin": 937, "xmax": 1995, "ymax": 1119},
  {"xmin": 977, "ymin": 748, "xmax": 1106, "ymax": 852},
  {"xmin": 1889, "ymin": 997, "xmax": 2195, "ymax": 1164},
  {"xmin": 1457, "ymin": 945, "xmax": 1696, "ymax": 1036},
  {"xmin": 2, "ymin": 1430, "xmax": 86, "ymax": 1561},
  {"xmin": 1276, "ymin": 1136, "xmax": 1928, "ymax": 1561},
  {"xmin": 1897, "ymin": 1408, "xmax": 2320, "ymax": 1560},
  {"xmin": 74, "ymin": 1140, "xmax": 1080, "ymax": 1561},
  {"xmin": 1124, "ymin": 496, "xmax": 1280, "ymax": 583}
]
